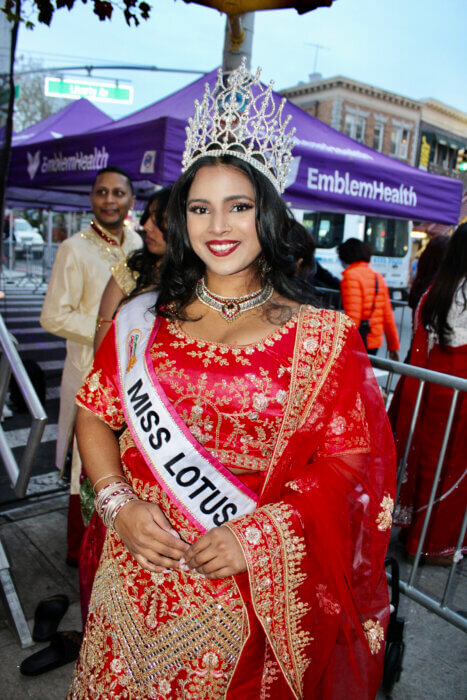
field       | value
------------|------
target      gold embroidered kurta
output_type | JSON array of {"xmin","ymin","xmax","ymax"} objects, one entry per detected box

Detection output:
[{"xmin": 40, "ymin": 223, "xmax": 142, "ymax": 475}]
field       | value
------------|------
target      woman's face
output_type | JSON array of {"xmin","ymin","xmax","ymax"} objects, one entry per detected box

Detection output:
[
  {"xmin": 186, "ymin": 164, "xmax": 261, "ymax": 280},
  {"xmin": 143, "ymin": 201, "xmax": 166, "ymax": 256}
]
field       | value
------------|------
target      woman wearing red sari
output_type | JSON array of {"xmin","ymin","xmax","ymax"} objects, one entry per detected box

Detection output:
[
  {"xmin": 393, "ymin": 223, "xmax": 467, "ymax": 564},
  {"xmin": 69, "ymin": 62, "xmax": 395, "ymax": 699}
]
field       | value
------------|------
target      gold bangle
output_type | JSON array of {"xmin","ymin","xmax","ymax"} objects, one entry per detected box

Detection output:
[
  {"xmin": 93, "ymin": 473, "xmax": 128, "ymax": 495},
  {"xmin": 96, "ymin": 315, "xmax": 113, "ymax": 331}
]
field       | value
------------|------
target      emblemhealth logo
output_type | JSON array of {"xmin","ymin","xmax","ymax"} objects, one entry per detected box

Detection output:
[
  {"xmin": 26, "ymin": 151, "xmax": 41, "ymax": 180},
  {"xmin": 307, "ymin": 168, "xmax": 417, "ymax": 207},
  {"xmin": 41, "ymin": 147, "xmax": 109, "ymax": 174},
  {"xmin": 26, "ymin": 147, "xmax": 109, "ymax": 179}
]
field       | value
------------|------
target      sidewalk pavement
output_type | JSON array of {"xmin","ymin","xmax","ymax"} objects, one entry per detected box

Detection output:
[{"xmin": 0, "ymin": 490, "xmax": 465, "ymax": 700}]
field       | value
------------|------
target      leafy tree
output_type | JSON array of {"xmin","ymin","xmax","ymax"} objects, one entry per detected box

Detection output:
[
  {"xmin": 13, "ymin": 56, "xmax": 65, "ymax": 131},
  {"xmin": 1, "ymin": 0, "xmax": 152, "ymax": 28}
]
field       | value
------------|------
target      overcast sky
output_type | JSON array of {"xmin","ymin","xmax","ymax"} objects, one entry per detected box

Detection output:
[{"xmin": 15, "ymin": 0, "xmax": 467, "ymax": 120}]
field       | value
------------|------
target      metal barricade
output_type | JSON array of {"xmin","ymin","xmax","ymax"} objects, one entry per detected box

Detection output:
[
  {"xmin": 0, "ymin": 313, "xmax": 48, "ymax": 647},
  {"xmin": 315, "ymin": 287, "xmax": 412, "ymax": 357},
  {"xmin": 314, "ymin": 286, "xmax": 341, "ymax": 309},
  {"xmin": 390, "ymin": 299, "xmax": 410, "ymax": 352},
  {"xmin": 370, "ymin": 355, "xmax": 466, "ymax": 634}
]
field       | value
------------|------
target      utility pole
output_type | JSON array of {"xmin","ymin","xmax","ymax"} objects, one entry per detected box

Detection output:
[{"xmin": 222, "ymin": 13, "xmax": 255, "ymax": 72}]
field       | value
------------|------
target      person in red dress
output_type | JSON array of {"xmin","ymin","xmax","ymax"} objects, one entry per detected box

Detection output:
[
  {"xmin": 393, "ymin": 223, "xmax": 467, "ymax": 564},
  {"xmin": 69, "ymin": 63, "xmax": 395, "ymax": 699}
]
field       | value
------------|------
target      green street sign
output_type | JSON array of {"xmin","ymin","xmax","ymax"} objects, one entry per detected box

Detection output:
[
  {"xmin": 44, "ymin": 77, "xmax": 133, "ymax": 105},
  {"xmin": 0, "ymin": 85, "xmax": 20, "ymax": 106}
]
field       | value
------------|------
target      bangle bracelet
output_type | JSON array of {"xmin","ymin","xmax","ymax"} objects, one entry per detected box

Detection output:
[
  {"xmin": 94, "ymin": 482, "xmax": 139, "ymax": 529},
  {"xmin": 96, "ymin": 315, "xmax": 113, "ymax": 331},
  {"xmin": 93, "ymin": 473, "xmax": 128, "ymax": 494},
  {"xmin": 110, "ymin": 495, "xmax": 139, "ymax": 527},
  {"xmin": 94, "ymin": 483, "xmax": 133, "ymax": 513}
]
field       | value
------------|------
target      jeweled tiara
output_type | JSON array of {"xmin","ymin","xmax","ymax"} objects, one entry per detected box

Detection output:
[{"xmin": 182, "ymin": 58, "xmax": 295, "ymax": 193}]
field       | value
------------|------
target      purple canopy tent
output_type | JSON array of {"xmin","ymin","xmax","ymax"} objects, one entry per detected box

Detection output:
[
  {"xmin": 6, "ymin": 71, "xmax": 463, "ymax": 223},
  {"xmin": 6, "ymin": 99, "xmax": 114, "ymax": 209},
  {"xmin": 12, "ymin": 99, "xmax": 113, "ymax": 146},
  {"xmin": 6, "ymin": 115, "xmax": 184, "ymax": 209}
]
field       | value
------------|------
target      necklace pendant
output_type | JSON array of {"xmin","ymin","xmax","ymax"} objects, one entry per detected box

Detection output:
[
  {"xmin": 196, "ymin": 277, "xmax": 274, "ymax": 322},
  {"xmin": 221, "ymin": 300, "xmax": 241, "ymax": 321}
]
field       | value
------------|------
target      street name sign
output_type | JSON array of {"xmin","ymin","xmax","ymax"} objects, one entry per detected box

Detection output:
[{"xmin": 44, "ymin": 77, "xmax": 133, "ymax": 105}]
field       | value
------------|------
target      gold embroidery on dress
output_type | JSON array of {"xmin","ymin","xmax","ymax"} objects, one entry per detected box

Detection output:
[
  {"xmin": 376, "ymin": 494, "xmax": 394, "ymax": 531},
  {"xmin": 166, "ymin": 314, "xmax": 298, "ymax": 367},
  {"xmin": 226, "ymin": 502, "xmax": 311, "ymax": 699},
  {"xmin": 118, "ymin": 427, "xmax": 135, "ymax": 457},
  {"xmin": 69, "ymin": 533, "xmax": 247, "ymax": 698},
  {"xmin": 362, "ymin": 618, "xmax": 385, "ymax": 655},
  {"xmin": 284, "ymin": 480, "xmax": 303, "ymax": 493},
  {"xmin": 260, "ymin": 644, "xmax": 282, "ymax": 699},
  {"xmin": 261, "ymin": 306, "xmax": 352, "ymax": 497},
  {"xmin": 315, "ymin": 584, "xmax": 342, "ymax": 616},
  {"xmin": 76, "ymin": 369, "xmax": 124, "ymax": 430},
  {"xmin": 146, "ymin": 350, "xmax": 292, "ymax": 473}
]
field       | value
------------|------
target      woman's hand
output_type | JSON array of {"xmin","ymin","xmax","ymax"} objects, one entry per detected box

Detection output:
[
  {"xmin": 114, "ymin": 500, "xmax": 189, "ymax": 573},
  {"xmin": 184, "ymin": 526, "xmax": 247, "ymax": 579}
]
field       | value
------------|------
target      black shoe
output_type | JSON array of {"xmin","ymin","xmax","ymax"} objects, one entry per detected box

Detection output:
[
  {"xmin": 20, "ymin": 631, "xmax": 82, "ymax": 676},
  {"xmin": 32, "ymin": 594, "xmax": 69, "ymax": 643}
]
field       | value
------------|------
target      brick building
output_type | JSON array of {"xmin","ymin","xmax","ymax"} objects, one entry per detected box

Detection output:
[
  {"xmin": 417, "ymin": 99, "xmax": 467, "ymax": 182},
  {"xmin": 281, "ymin": 75, "xmax": 467, "ymax": 180}
]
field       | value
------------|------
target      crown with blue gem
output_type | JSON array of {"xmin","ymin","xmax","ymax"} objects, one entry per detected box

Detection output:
[{"xmin": 182, "ymin": 59, "xmax": 295, "ymax": 193}]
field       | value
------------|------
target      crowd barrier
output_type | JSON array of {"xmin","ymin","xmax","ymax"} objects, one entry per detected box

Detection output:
[
  {"xmin": 1, "ymin": 242, "xmax": 60, "ymax": 291},
  {"xmin": 0, "ymin": 315, "xmax": 47, "ymax": 647},
  {"xmin": 371, "ymin": 354, "xmax": 466, "ymax": 634}
]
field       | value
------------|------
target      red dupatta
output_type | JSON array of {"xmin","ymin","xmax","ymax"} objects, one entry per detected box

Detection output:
[{"xmin": 226, "ymin": 307, "xmax": 396, "ymax": 699}]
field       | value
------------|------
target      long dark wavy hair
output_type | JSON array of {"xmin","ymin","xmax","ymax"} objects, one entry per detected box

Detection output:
[
  {"xmin": 421, "ymin": 223, "xmax": 467, "ymax": 346},
  {"xmin": 155, "ymin": 155, "xmax": 319, "ymax": 321},
  {"xmin": 408, "ymin": 235, "xmax": 449, "ymax": 311},
  {"xmin": 126, "ymin": 186, "xmax": 172, "ymax": 296}
]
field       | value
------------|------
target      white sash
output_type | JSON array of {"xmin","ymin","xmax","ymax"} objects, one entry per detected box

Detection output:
[{"xmin": 115, "ymin": 292, "xmax": 258, "ymax": 533}]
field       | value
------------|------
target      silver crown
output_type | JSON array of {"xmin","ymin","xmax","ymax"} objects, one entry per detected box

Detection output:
[{"xmin": 182, "ymin": 59, "xmax": 295, "ymax": 193}]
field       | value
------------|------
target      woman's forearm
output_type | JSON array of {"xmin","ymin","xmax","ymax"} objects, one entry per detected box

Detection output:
[
  {"xmin": 93, "ymin": 276, "xmax": 125, "ymax": 354},
  {"xmin": 75, "ymin": 405, "xmax": 189, "ymax": 571},
  {"xmin": 75, "ymin": 406, "xmax": 124, "ymax": 491}
]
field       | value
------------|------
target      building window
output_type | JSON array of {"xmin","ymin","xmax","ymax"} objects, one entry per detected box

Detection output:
[
  {"xmin": 373, "ymin": 123, "xmax": 384, "ymax": 151},
  {"xmin": 390, "ymin": 126, "xmax": 410, "ymax": 159},
  {"xmin": 344, "ymin": 114, "xmax": 366, "ymax": 142}
]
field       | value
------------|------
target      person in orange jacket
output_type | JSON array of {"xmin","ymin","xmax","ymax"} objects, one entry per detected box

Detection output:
[{"xmin": 338, "ymin": 238, "xmax": 400, "ymax": 360}]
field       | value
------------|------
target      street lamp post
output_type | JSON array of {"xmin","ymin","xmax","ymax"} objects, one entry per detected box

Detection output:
[{"xmin": 222, "ymin": 13, "xmax": 255, "ymax": 72}]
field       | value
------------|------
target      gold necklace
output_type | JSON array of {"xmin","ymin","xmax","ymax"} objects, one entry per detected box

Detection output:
[{"xmin": 196, "ymin": 277, "xmax": 273, "ymax": 322}]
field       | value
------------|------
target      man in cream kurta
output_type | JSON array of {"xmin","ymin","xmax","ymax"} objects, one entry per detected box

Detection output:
[{"xmin": 40, "ymin": 166, "xmax": 142, "ymax": 561}]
